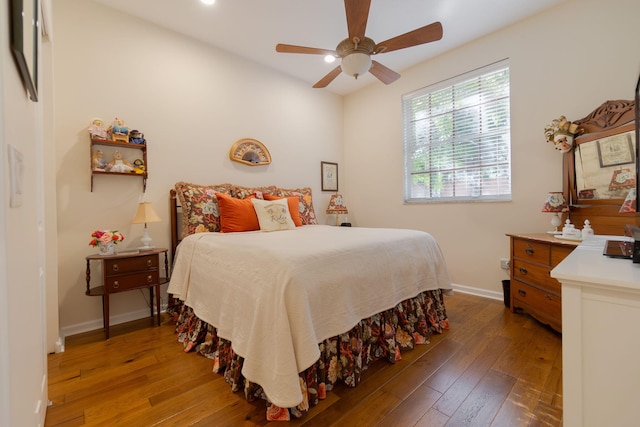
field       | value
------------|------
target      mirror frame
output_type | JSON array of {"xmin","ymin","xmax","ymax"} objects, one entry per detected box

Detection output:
[
  {"xmin": 9, "ymin": 0, "xmax": 38, "ymax": 102},
  {"xmin": 563, "ymin": 99, "xmax": 639, "ymax": 234}
]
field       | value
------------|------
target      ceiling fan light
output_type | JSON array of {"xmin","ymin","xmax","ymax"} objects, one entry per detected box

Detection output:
[{"xmin": 341, "ymin": 52, "xmax": 372, "ymax": 79}]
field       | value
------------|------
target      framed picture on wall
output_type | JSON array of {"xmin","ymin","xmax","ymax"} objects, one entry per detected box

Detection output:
[
  {"xmin": 321, "ymin": 161, "xmax": 338, "ymax": 191},
  {"xmin": 10, "ymin": 0, "xmax": 39, "ymax": 102}
]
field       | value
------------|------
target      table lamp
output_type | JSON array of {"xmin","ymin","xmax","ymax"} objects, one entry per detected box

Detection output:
[
  {"xmin": 541, "ymin": 192, "xmax": 568, "ymax": 234},
  {"xmin": 132, "ymin": 201, "xmax": 161, "ymax": 250},
  {"xmin": 619, "ymin": 188, "xmax": 637, "ymax": 213},
  {"xmin": 326, "ymin": 194, "xmax": 348, "ymax": 226}
]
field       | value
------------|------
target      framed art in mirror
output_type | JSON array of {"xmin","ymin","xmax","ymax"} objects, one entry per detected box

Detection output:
[
  {"xmin": 574, "ymin": 127, "xmax": 635, "ymax": 200},
  {"xmin": 10, "ymin": 0, "xmax": 39, "ymax": 102}
]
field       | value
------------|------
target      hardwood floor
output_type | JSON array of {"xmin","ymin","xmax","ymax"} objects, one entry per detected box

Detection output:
[{"xmin": 45, "ymin": 292, "xmax": 562, "ymax": 426}]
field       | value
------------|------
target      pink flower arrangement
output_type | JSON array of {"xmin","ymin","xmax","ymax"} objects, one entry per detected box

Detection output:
[{"xmin": 89, "ymin": 229, "xmax": 124, "ymax": 247}]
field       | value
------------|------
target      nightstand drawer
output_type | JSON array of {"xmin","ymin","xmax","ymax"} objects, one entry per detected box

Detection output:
[
  {"xmin": 105, "ymin": 255, "xmax": 158, "ymax": 276},
  {"xmin": 511, "ymin": 280, "xmax": 561, "ymax": 325},
  {"xmin": 513, "ymin": 239, "xmax": 550, "ymax": 265},
  {"xmin": 512, "ymin": 259, "xmax": 560, "ymax": 293},
  {"xmin": 106, "ymin": 271, "xmax": 159, "ymax": 292}
]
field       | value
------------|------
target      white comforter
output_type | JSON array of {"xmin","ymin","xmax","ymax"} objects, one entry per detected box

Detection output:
[{"xmin": 168, "ymin": 225, "xmax": 452, "ymax": 408}]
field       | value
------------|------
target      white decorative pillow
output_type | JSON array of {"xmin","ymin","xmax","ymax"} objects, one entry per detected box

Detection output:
[{"xmin": 251, "ymin": 198, "xmax": 296, "ymax": 232}]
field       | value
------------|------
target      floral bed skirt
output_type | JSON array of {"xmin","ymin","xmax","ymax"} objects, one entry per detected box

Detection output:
[{"xmin": 167, "ymin": 289, "xmax": 449, "ymax": 421}]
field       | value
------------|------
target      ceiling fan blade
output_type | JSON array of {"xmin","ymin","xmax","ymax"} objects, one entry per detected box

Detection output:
[
  {"xmin": 369, "ymin": 61, "xmax": 401, "ymax": 85},
  {"xmin": 344, "ymin": 0, "xmax": 371, "ymax": 41},
  {"xmin": 313, "ymin": 66, "xmax": 342, "ymax": 88},
  {"xmin": 375, "ymin": 22, "xmax": 443, "ymax": 54},
  {"xmin": 276, "ymin": 44, "xmax": 337, "ymax": 56}
]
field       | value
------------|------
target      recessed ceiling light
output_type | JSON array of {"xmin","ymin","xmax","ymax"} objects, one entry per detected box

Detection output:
[
  {"xmin": 201, "ymin": 0, "xmax": 215, "ymax": 5},
  {"xmin": 324, "ymin": 55, "xmax": 336, "ymax": 63}
]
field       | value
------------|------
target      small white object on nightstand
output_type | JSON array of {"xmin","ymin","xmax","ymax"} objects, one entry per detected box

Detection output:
[{"xmin": 582, "ymin": 219, "xmax": 594, "ymax": 239}]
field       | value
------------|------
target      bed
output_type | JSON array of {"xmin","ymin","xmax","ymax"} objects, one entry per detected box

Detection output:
[{"xmin": 167, "ymin": 182, "xmax": 453, "ymax": 421}]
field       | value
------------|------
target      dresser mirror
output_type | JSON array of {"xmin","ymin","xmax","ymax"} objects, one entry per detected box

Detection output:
[{"xmin": 563, "ymin": 98, "xmax": 640, "ymax": 235}]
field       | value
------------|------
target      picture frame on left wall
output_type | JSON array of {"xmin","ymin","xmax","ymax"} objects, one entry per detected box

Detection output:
[
  {"xmin": 321, "ymin": 161, "xmax": 338, "ymax": 191},
  {"xmin": 10, "ymin": 0, "xmax": 39, "ymax": 102}
]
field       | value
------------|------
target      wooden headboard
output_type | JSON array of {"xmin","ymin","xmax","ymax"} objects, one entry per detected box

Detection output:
[
  {"xmin": 169, "ymin": 189, "xmax": 182, "ymax": 258},
  {"xmin": 563, "ymin": 99, "xmax": 640, "ymax": 235}
]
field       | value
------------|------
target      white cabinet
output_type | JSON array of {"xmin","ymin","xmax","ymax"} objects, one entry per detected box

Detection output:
[{"xmin": 551, "ymin": 236, "xmax": 640, "ymax": 427}]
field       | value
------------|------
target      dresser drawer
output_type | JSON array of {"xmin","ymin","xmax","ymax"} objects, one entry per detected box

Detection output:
[
  {"xmin": 511, "ymin": 280, "xmax": 561, "ymax": 328},
  {"xmin": 513, "ymin": 239, "xmax": 550, "ymax": 265},
  {"xmin": 105, "ymin": 255, "xmax": 158, "ymax": 276},
  {"xmin": 512, "ymin": 259, "xmax": 560, "ymax": 294},
  {"xmin": 106, "ymin": 271, "xmax": 159, "ymax": 292}
]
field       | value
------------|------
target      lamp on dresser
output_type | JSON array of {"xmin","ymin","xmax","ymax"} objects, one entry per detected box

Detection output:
[
  {"xmin": 132, "ymin": 201, "xmax": 161, "ymax": 251},
  {"xmin": 326, "ymin": 194, "xmax": 349, "ymax": 226},
  {"xmin": 541, "ymin": 192, "xmax": 568, "ymax": 234},
  {"xmin": 619, "ymin": 188, "xmax": 637, "ymax": 213}
]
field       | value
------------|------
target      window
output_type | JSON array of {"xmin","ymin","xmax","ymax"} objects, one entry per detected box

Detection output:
[{"xmin": 403, "ymin": 60, "xmax": 511, "ymax": 203}]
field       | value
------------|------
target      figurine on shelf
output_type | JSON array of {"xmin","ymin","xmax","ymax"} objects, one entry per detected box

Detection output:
[
  {"xmin": 92, "ymin": 149, "xmax": 108, "ymax": 171},
  {"xmin": 110, "ymin": 117, "xmax": 129, "ymax": 143},
  {"xmin": 108, "ymin": 150, "xmax": 134, "ymax": 173},
  {"xmin": 132, "ymin": 159, "xmax": 145, "ymax": 174},
  {"xmin": 88, "ymin": 118, "xmax": 108, "ymax": 140},
  {"xmin": 129, "ymin": 130, "xmax": 146, "ymax": 145}
]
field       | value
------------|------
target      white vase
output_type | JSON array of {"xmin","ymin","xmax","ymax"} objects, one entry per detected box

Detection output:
[{"xmin": 98, "ymin": 242, "xmax": 115, "ymax": 255}]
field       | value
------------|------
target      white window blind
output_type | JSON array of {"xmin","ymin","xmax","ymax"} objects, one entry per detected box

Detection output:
[{"xmin": 403, "ymin": 60, "xmax": 511, "ymax": 203}]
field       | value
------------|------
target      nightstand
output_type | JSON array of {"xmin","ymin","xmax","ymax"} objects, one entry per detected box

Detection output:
[{"xmin": 86, "ymin": 248, "xmax": 169, "ymax": 339}]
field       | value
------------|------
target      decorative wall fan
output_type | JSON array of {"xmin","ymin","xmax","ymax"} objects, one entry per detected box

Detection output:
[{"xmin": 275, "ymin": 0, "xmax": 443, "ymax": 88}]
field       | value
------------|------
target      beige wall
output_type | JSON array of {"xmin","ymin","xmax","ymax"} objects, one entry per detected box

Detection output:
[
  {"xmin": 53, "ymin": 0, "xmax": 343, "ymax": 334},
  {"xmin": 1, "ymin": 0, "xmax": 51, "ymax": 423},
  {"xmin": 342, "ymin": 0, "xmax": 640, "ymax": 296},
  {"xmin": 52, "ymin": 0, "xmax": 640, "ymax": 334}
]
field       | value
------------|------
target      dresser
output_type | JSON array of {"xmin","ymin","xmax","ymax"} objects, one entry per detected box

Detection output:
[
  {"xmin": 551, "ymin": 235, "xmax": 640, "ymax": 426},
  {"xmin": 506, "ymin": 233, "xmax": 579, "ymax": 332}
]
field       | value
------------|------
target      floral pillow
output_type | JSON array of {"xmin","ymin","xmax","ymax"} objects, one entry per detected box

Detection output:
[
  {"xmin": 174, "ymin": 182, "xmax": 235, "ymax": 237},
  {"xmin": 275, "ymin": 187, "xmax": 318, "ymax": 225},
  {"xmin": 232, "ymin": 185, "xmax": 278, "ymax": 200}
]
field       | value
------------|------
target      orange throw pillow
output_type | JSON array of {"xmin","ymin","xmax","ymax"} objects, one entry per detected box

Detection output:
[
  {"xmin": 215, "ymin": 193, "xmax": 260, "ymax": 232},
  {"xmin": 264, "ymin": 194, "xmax": 302, "ymax": 226}
]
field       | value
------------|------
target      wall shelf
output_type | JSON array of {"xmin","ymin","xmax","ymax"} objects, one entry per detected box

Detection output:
[{"xmin": 90, "ymin": 137, "xmax": 147, "ymax": 192}]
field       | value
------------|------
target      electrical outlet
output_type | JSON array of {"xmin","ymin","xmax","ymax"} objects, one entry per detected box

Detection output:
[{"xmin": 500, "ymin": 258, "xmax": 510, "ymax": 270}]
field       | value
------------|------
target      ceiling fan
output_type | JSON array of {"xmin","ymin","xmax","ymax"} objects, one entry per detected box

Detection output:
[{"xmin": 275, "ymin": 0, "xmax": 443, "ymax": 88}]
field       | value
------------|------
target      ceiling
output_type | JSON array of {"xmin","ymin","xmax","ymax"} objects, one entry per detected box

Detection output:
[{"xmin": 90, "ymin": 0, "xmax": 567, "ymax": 96}]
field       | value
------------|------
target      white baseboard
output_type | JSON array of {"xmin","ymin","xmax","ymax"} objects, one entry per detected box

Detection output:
[
  {"xmin": 451, "ymin": 283, "xmax": 504, "ymax": 301},
  {"xmin": 60, "ymin": 307, "xmax": 164, "ymax": 341}
]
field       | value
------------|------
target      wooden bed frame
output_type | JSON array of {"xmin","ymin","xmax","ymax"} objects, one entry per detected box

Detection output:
[{"xmin": 169, "ymin": 189, "xmax": 181, "ymax": 259}]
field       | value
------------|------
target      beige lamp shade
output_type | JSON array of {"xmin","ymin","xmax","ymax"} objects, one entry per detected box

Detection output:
[
  {"xmin": 132, "ymin": 202, "xmax": 161, "ymax": 250},
  {"xmin": 132, "ymin": 202, "xmax": 161, "ymax": 225}
]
